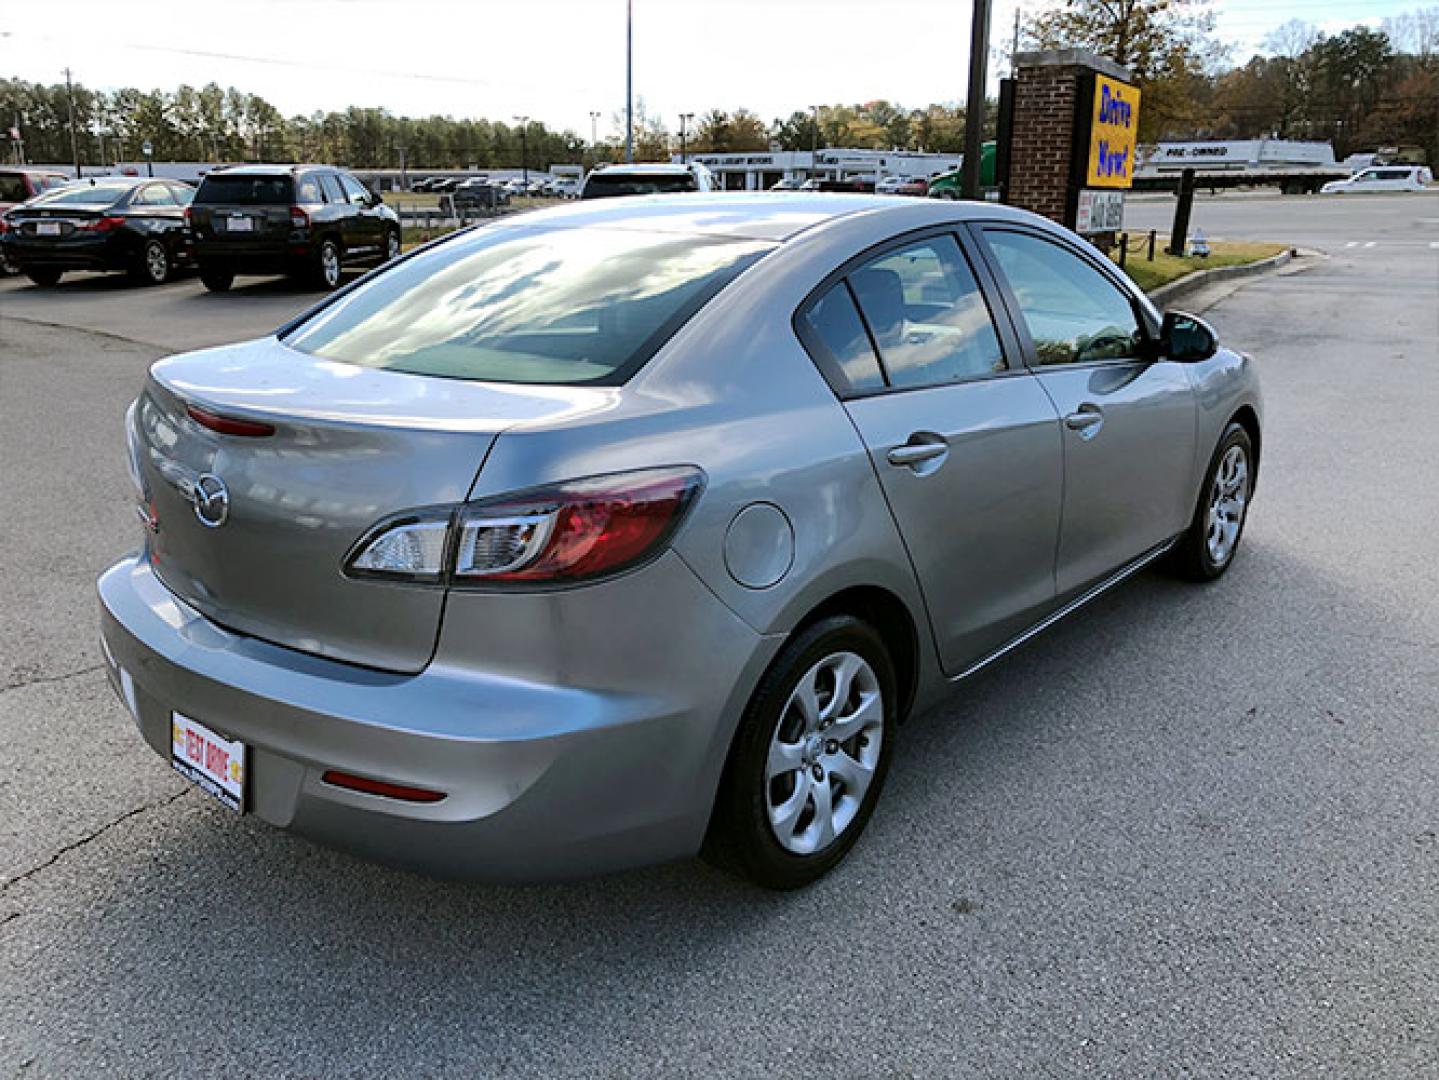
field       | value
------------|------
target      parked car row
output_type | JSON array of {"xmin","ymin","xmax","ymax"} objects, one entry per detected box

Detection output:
[
  {"xmin": 0, "ymin": 163, "xmax": 401, "ymax": 291},
  {"xmin": 411, "ymin": 175, "xmax": 577, "ymax": 198}
]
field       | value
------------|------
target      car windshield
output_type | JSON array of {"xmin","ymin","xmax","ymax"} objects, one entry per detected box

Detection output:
[
  {"xmin": 29, "ymin": 182, "xmax": 134, "ymax": 206},
  {"xmin": 195, "ymin": 175, "xmax": 294, "ymax": 205},
  {"xmin": 284, "ymin": 226, "xmax": 771, "ymax": 385},
  {"xmin": 584, "ymin": 172, "xmax": 699, "ymax": 198}
]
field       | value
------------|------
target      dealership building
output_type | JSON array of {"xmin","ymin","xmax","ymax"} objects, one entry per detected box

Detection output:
[{"xmin": 676, "ymin": 148, "xmax": 963, "ymax": 190}]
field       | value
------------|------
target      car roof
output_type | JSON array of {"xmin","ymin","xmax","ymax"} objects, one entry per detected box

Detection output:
[
  {"xmin": 505, "ymin": 191, "xmax": 1043, "ymax": 243},
  {"xmin": 593, "ymin": 163, "xmax": 695, "ymax": 175},
  {"xmin": 207, "ymin": 164, "xmax": 337, "ymax": 177}
]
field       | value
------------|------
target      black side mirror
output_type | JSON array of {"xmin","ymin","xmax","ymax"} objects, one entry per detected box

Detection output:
[{"xmin": 1161, "ymin": 310, "xmax": 1218, "ymax": 362}]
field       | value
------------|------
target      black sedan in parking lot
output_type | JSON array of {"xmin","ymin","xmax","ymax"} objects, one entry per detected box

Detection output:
[{"xmin": 1, "ymin": 177, "xmax": 195, "ymax": 287}]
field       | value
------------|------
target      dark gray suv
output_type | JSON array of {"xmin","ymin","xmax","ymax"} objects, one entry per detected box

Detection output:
[{"xmin": 189, "ymin": 164, "xmax": 400, "ymax": 291}]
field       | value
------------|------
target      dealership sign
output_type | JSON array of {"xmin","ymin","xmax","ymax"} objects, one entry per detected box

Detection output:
[{"xmin": 1084, "ymin": 75, "xmax": 1141, "ymax": 189}]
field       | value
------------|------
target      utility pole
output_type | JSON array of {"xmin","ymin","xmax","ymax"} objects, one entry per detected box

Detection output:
[
  {"xmin": 679, "ymin": 113, "xmax": 693, "ymax": 163},
  {"xmin": 625, "ymin": 0, "xmax": 634, "ymax": 162},
  {"xmin": 960, "ymin": 0, "xmax": 992, "ymax": 199},
  {"xmin": 63, "ymin": 67, "xmax": 81, "ymax": 177},
  {"xmin": 1011, "ymin": 5, "xmax": 1021, "ymax": 76}
]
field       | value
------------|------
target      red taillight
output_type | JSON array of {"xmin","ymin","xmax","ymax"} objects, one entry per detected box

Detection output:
[
  {"xmin": 84, "ymin": 215, "xmax": 125, "ymax": 233},
  {"xmin": 456, "ymin": 467, "xmax": 705, "ymax": 584},
  {"xmin": 186, "ymin": 404, "xmax": 277, "ymax": 438},
  {"xmin": 289, "ymin": 205, "xmax": 309, "ymax": 229},
  {"xmin": 0, "ymin": 217, "xmax": 9, "ymax": 234},
  {"xmin": 321, "ymin": 770, "xmax": 446, "ymax": 803},
  {"xmin": 183, "ymin": 207, "xmax": 192, "ymax": 225}
]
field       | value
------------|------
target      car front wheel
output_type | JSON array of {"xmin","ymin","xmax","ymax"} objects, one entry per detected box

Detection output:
[
  {"xmin": 705, "ymin": 615, "xmax": 896, "ymax": 890},
  {"xmin": 1168, "ymin": 421, "xmax": 1255, "ymax": 581}
]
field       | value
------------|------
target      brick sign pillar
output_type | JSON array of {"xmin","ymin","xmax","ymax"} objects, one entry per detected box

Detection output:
[{"xmin": 1003, "ymin": 49, "xmax": 1138, "ymax": 243}]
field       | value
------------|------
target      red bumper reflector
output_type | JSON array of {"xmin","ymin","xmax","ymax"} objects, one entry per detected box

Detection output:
[
  {"xmin": 321, "ymin": 770, "xmax": 447, "ymax": 804},
  {"xmin": 186, "ymin": 405, "xmax": 276, "ymax": 438}
]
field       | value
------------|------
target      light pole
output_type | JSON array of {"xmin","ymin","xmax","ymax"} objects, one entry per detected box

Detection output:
[
  {"xmin": 625, "ymin": 0, "xmax": 634, "ymax": 163},
  {"xmin": 63, "ymin": 67, "xmax": 81, "ymax": 177},
  {"xmin": 590, "ymin": 110, "xmax": 601, "ymax": 161},
  {"xmin": 678, "ymin": 112, "xmax": 693, "ymax": 163},
  {"xmin": 513, "ymin": 116, "xmax": 529, "ymax": 186},
  {"xmin": 809, "ymin": 105, "xmax": 820, "ymax": 181}
]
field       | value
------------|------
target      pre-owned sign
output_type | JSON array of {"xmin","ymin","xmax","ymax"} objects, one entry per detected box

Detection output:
[{"xmin": 1084, "ymin": 75, "xmax": 1141, "ymax": 189}]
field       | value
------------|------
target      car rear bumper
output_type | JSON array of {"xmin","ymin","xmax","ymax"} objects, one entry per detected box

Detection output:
[
  {"xmin": 2, "ymin": 233, "xmax": 131, "ymax": 272},
  {"xmin": 98, "ymin": 552, "xmax": 778, "ymax": 881}
]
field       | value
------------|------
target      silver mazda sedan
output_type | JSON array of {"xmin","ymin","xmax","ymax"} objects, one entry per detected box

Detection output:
[{"xmin": 99, "ymin": 194, "xmax": 1261, "ymax": 889}]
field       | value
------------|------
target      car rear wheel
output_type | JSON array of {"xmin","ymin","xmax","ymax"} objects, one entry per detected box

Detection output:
[
  {"xmin": 25, "ymin": 267, "xmax": 62, "ymax": 287},
  {"xmin": 132, "ymin": 240, "xmax": 171, "ymax": 286},
  {"xmin": 199, "ymin": 264, "xmax": 235, "ymax": 292},
  {"xmin": 1168, "ymin": 421, "xmax": 1254, "ymax": 581},
  {"xmin": 314, "ymin": 239, "xmax": 342, "ymax": 289},
  {"xmin": 704, "ymin": 615, "xmax": 895, "ymax": 890}
]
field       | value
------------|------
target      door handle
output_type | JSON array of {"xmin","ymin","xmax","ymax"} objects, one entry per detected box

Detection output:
[
  {"xmin": 887, "ymin": 436, "xmax": 949, "ymax": 471},
  {"xmin": 1064, "ymin": 405, "xmax": 1104, "ymax": 437}
]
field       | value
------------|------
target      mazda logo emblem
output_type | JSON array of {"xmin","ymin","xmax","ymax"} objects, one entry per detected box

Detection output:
[{"xmin": 192, "ymin": 473, "xmax": 230, "ymax": 528}]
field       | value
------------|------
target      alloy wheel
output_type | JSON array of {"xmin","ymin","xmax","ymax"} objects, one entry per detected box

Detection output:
[
  {"xmin": 1205, "ymin": 444, "xmax": 1249, "ymax": 566},
  {"xmin": 145, "ymin": 242, "xmax": 169, "ymax": 283},
  {"xmin": 321, "ymin": 243, "xmax": 341, "ymax": 288},
  {"xmin": 765, "ymin": 651, "xmax": 883, "ymax": 855}
]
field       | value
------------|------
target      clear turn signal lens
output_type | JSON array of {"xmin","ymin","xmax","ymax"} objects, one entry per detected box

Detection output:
[{"xmin": 347, "ymin": 517, "xmax": 450, "ymax": 583}]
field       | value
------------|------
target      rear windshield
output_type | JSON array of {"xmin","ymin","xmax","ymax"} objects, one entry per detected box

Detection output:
[
  {"xmin": 194, "ymin": 175, "xmax": 295, "ymax": 205},
  {"xmin": 0, "ymin": 174, "xmax": 28, "ymax": 202},
  {"xmin": 284, "ymin": 227, "xmax": 771, "ymax": 385},
  {"xmin": 28, "ymin": 182, "xmax": 134, "ymax": 206},
  {"xmin": 583, "ymin": 172, "xmax": 698, "ymax": 198}
]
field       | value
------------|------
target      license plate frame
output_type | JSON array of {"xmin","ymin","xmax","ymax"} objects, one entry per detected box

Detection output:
[
  {"xmin": 225, "ymin": 216, "xmax": 253, "ymax": 233},
  {"xmin": 171, "ymin": 713, "xmax": 246, "ymax": 813},
  {"xmin": 36, "ymin": 221, "xmax": 62, "ymax": 236}
]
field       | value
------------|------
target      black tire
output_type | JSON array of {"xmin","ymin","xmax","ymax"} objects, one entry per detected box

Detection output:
[
  {"xmin": 704, "ymin": 615, "xmax": 897, "ymax": 890},
  {"xmin": 1167, "ymin": 421, "xmax": 1255, "ymax": 582},
  {"xmin": 199, "ymin": 264, "xmax": 235, "ymax": 292},
  {"xmin": 313, "ymin": 238, "xmax": 342, "ymax": 290},
  {"xmin": 26, "ymin": 267, "xmax": 62, "ymax": 287},
  {"xmin": 131, "ymin": 240, "xmax": 171, "ymax": 286}
]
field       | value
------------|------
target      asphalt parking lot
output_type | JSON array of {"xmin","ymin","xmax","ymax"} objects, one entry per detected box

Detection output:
[{"xmin": 1, "ymin": 193, "xmax": 1436, "ymax": 1077}]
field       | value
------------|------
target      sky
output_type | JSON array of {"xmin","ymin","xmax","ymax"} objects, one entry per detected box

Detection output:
[{"xmin": 0, "ymin": 0, "xmax": 1425, "ymax": 139}]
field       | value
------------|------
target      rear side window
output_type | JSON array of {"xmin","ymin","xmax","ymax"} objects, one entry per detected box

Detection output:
[
  {"xmin": 799, "ymin": 283, "xmax": 886, "ymax": 393},
  {"xmin": 848, "ymin": 236, "xmax": 1006, "ymax": 388},
  {"xmin": 284, "ymin": 227, "xmax": 771, "ymax": 385},
  {"xmin": 195, "ymin": 175, "xmax": 294, "ymax": 205},
  {"xmin": 296, "ymin": 176, "xmax": 323, "ymax": 203},
  {"xmin": 132, "ymin": 184, "xmax": 176, "ymax": 206}
]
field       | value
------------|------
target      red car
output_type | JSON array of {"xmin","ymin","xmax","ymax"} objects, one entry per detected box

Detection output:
[
  {"xmin": 1, "ymin": 169, "xmax": 70, "ymax": 273},
  {"xmin": 894, "ymin": 176, "xmax": 929, "ymax": 196}
]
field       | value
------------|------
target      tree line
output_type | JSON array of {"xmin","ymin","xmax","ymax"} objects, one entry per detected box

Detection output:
[{"xmin": 3, "ymin": 3, "xmax": 1435, "ymax": 170}]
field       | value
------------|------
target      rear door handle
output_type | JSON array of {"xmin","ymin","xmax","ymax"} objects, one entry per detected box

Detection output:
[
  {"xmin": 1064, "ymin": 405, "xmax": 1104, "ymax": 437},
  {"xmin": 887, "ymin": 436, "xmax": 949, "ymax": 471}
]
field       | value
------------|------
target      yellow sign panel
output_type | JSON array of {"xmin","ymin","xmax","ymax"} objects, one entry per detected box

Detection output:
[{"xmin": 1086, "ymin": 75, "xmax": 1141, "ymax": 189}]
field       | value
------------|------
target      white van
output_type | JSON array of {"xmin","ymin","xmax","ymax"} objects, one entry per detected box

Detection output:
[
  {"xmin": 1321, "ymin": 165, "xmax": 1433, "ymax": 194},
  {"xmin": 580, "ymin": 162, "xmax": 716, "ymax": 199}
]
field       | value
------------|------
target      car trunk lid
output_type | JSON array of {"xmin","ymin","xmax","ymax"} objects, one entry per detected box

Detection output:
[{"xmin": 134, "ymin": 336, "xmax": 613, "ymax": 673}]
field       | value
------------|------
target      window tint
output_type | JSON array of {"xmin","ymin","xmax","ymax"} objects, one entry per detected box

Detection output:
[
  {"xmin": 583, "ymin": 172, "xmax": 698, "ymax": 198},
  {"xmin": 319, "ymin": 174, "xmax": 345, "ymax": 204},
  {"xmin": 284, "ymin": 228, "xmax": 771, "ymax": 385},
  {"xmin": 848, "ymin": 235, "xmax": 1005, "ymax": 388},
  {"xmin": 296, "ymin": 176, "xmax": 323, "ymax": 203},
  {"xmin": 0, "ymin": 174, "xmax": 26, "ymax": 202},
  {"xmin": 339, "ymin": 174, "xmax": 371, "ymax": 205},
  {"xmin": 800, "ymin": 283, "xmax": 886, "ymax": 393},
  {"xmin": 194, "ymin": 175, "xmax": 294, "ymax": 205},
  {"xmin": 132, "ymin": 184, "xmax": 175, "ymax": 206},
  {"xmin": 984, "ymin": 230, "xmax": 1143, "ymax": 366}
]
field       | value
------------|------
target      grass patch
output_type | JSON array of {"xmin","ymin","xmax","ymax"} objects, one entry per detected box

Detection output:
[{"xmin": 1113, "ymin": 240, "xmax": 1287, "ymax": 292}]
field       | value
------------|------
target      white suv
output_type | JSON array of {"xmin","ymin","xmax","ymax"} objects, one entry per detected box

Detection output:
[
  {"xmin": 1322, "ymin": 165, "xmax": 1433, "ymax": 194},
  {"xmin": 580, "ymin": 162, "xmax": 716, "ymax": 199}
]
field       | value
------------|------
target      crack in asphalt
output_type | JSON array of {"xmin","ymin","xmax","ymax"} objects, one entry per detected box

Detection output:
[
  {"xmin": 0, "ymin": 313, "xmax": 169, "ymax": 353},
  {"xmin": 1, "ymin": 664, "xmax": 106, "ymax": 694},
  {"xmin": 0, "ymin": 788, "xmax": 190, "ymax": 893}
]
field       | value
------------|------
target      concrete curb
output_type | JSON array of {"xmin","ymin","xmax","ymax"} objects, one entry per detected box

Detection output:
[{"xmin": 1147, "ymin": 249, "xmax": 1294, "ymax": 308}]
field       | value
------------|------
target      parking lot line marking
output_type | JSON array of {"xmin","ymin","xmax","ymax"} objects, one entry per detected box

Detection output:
[
  {"xmin": 1363, "ymin": 241, "xmax": 1377, "ymax": 249},
  {"xmin": 1345, "ymin": 241, "xmax": 1360, "ymax": 248}
]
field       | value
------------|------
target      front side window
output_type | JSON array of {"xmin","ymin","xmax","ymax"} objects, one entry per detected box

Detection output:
[
  {"xmin": 848, "ymin": 235, "xmax": 1006, "ymax": 388},
  {"xmin": 983, "ymin": 230, "xmax": 1143, "ymax": 366},
  {"xmin": 284, "ymin": 227, "xmax": 771, "ymax": 385},
  {"xmin": 319, "ymin": 174, "xmax": 345, "ymax": 204},
  {"xmin": 340, "ymin": 174, "xmax": 372, "ymax": 205}
]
